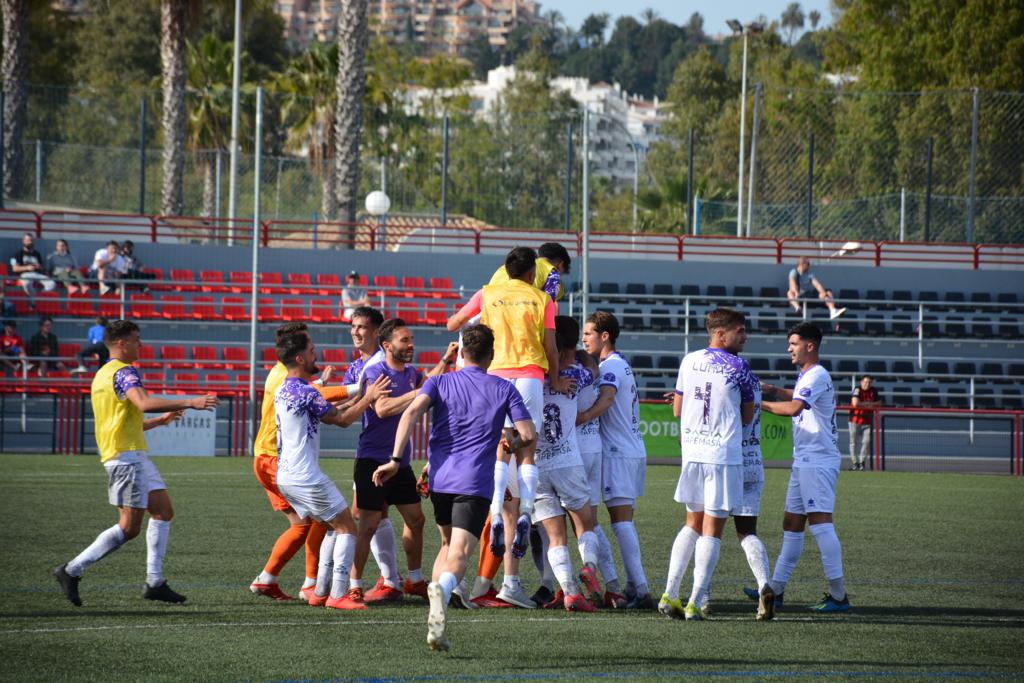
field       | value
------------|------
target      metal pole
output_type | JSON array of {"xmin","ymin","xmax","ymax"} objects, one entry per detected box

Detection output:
[
  {"xmin": 686, "ymin": 128, "xmax": 694, "ymax": 233},
  {"xmin": 966, "ymin": 87, "xmax": 979, "ymax": 243},
  {"xmin": 214, "ymin": 149, "xmax": 222, "ymax": 218},
  {"xmin": 969, "ymin": 376, "xmax": 975, "ymax": 445},
  {"xmin": 631, "ymin": 144, "xmax": 639, "ymax": 230},
  {"xmin": 1, "ymin": 90, "xmax": 6, "ymax": 210},
  {"xmin": 34, "ymin": 139, "xmax": 41, "ymax": 203},
  {"xmin": 736, "ymin": 32, "xmax": 747, "ymax": 236},
  {"xmin": 246, "ymin": 86, "xmax": 263, "ymax": 457},
  {"xmin": 805, "ymin": 131, "xmax": 814, "ymax": 238},
  {"xmin": 564, "ymin": 121, "xmax": 573, "ymax": 231},
  {"xmin": 581, "ymin": 108, "xmax": 590, "ymax": 323},
  {"xmin": 380, "ymin": 157, "xmax": 385, "ymax": 193},
  {"xmin": 693, "ymin": 194, "xmax": 700, "ymax": 235},
  {"xmin": 227, "ymin": 0, "xmax": 243, "ymax": 243},
  {"xmin": 917, "ymin": 302, "xmax": 924, "ymax": 369},
  {"xmin": 683, "ymin": 297, "xmax": 690, "ymax": 355},
  {"xmin": 924, "ymin": 137, "xmax": 934, "ymax": 242},
  {"xmin": 440, "ymin": 116, "xmax": 449, "ymax": 226},
  {"xmin": 746, "ymin": 82, "xmax": 761, "ymax": 237},
  {"xmin": 138, "ymin": 98, "xmax": 147, "ymax": 214},
  {"xmin": 899, "ymin": 187, "xmax": 906, "ymax": 241}
]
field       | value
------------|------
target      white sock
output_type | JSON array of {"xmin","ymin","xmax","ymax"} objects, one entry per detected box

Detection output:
[
  {"xmin": 593, "ymin": 524, "xmax": 619, "ymax": 586},
  {"xmin": 809, "ymin": 523, "xmax": 846, "ymax": 600},
  {"xmin": 740, "ymin": 534, "xmax": 771, "ymax": 590},
  {"xmin": 665, "ymin": 526, "xmax": 699, "ymax": 600},
  {"xmin": 67, "ymin": 524, "xmax": 127, "ymax": 577},
  {"xmin": 438, "ymin": 571, "xmax": 458, "ymax": 604},
  {"xmin": 301, "ymin": 576, "xmax": 316, "ymax": 589},
  {"xmin": 408, "ymin": 568, "xmax": 423, "ymax": 583},
  {"xmin": 315, "ymin": 530, "xmax": 337, "ymax": 597},
  {"xmin": 771, "ymin": 530, "xmax": 805, "ymax": 595},
  {"xmin": 688, "ymin": 536, "xmax": 721, "ymax": 606},
  {"xmin": 536, "ymin": 524, "xmax": 555, "ymax": 590},
  {"xmin": 256, "ymin": 571, "xmax": 277, "ymax": 585},
  {"xmin": 329, "ymin": 533, "xmax": 356, "ymax": 599},
  {"xmin": 349, "ymin": 577, "xmax": 363, "ymax": 590},
  {"xmin": 501, "ymin": 574, "xmax": 519, "ymax": 590},
  {"xmin": 145, "ymin": 519, "xmax": 171, "ymax": 586},
  {"xmin": 547, "ymin": 545, "xmax": 579, "ymax": 596},
  {"xmin": 371, "ymin": 517, "xmax": 401, "ymax": 589},
  {"xmin": 471, "ymin": 575, "xmax": 492, "ymax": 599},
  {"xmin": 576, "ymin": 530, "xmax": 598, "ymax": 567},
  {"xmin": 517, "ymin": 463, "xmax": 539, "ymax": 517},
  {"xmin": 612, "ymin": 521, "xmax": 648, "ymax": 596}
]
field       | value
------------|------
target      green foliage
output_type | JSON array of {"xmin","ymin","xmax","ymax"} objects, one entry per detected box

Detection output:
[{"xmin": 71, "ymin": 0, "xmax": 161, "ymax": 89}]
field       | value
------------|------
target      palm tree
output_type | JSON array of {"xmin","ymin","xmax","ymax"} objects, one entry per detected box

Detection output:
[
  {"xmin": 334, "ymin": 0, "xmax": 370, "ymax": 227},
  {"xmin": 275, "ymin": 44, "xmax": 339, "ymax": 220},
  {"xmin": 808, "ymin": 9, "xmax": 821, "ymax": 30},
  {"xmin": 781, "ymin": 2, "xmax": 805, "ymax": 46},
  {"xmin": 160, "ymin": 0, "xmax": 187, "ymax": 216},
  {"xmin": 1, "ymin": 0, "xmax": 26, "ymax": 201}
]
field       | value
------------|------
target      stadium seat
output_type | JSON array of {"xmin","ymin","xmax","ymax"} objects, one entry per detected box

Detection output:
[
  {"xmin": 891, "ymin": 315, "xmax": 914, "ymax": 337},
  {"xmin": 918, "ymin": 291, "xmax": 938, "ymax": 305},
  {"xmin": 836, "ymin": 317, "xmax": 860, "ymax": 336},
  {"xmin": 749, "ymin": 357, "xmax": 770, "ymax": 373},
  {"xmin": 864, "ymin": 360, "xmax": 887, "ymax": 375},
  {"xmin": 925, "ymin": 361, "xmax": 951, "ymax": 381},
  {"xmin": 191, "ymin": 296, "xmax": 216, "ymax": 320},
  {"xmin": 174, "ymin": 372, "xmax": 199, "ymax": 385},
  {"xmin": 733, "ymin": 286, "xmax": 754, "ymax": 304},
  {"xmin": 944, "ymin": 291, "xmax": 967, "ymax": 311},
  {"xmin": 837, "ymin": 288, "xmax": 860, "ymax": 304},
  {"xmin": 424, "ymin": 302, "xmax": 448, "ymax": 326},
  {"xmin": 891, "ymin": 385, "xmax": 914, "ymax": 407},
  {"xmin": 200, "ymin": 270, "xmax": 227, "ymax": 292},
  {"xmin": 837, "ymin": 359, "xmax": 860, "ymax": 375},
  {"xmin": 235, "ymin": 374, "xmax": 252, "ymax": 390},
  {"xmin": 862, "ymin": 315, "xmax": 886, "ymax": 337},
  {"xmin": 286, "ymin": 273, "xmax": 315, "ymax": 295},
  {"xmin": 147, "ymin": 267, "xmax": 169, "ymax": 291},
  {"xmin": 206, "ymin": 373, "xmax": 231, "ymax": 389},
  {"xmin": 758, "ymin": 286, "xmax": 782, "ymax": 306},
  {"xmin": 595, "ymin": 282, "xmax": 620, "ymax": 303},
  {"xmin": 418, "ymin": 351, "xmax": 441, "ymax": 366},
  {"xmin": 625, "ymin": 283, "xmax": 647, "ymax": 297},
  {"xmin": 969, "ymin": 292, "xmax": 992, "ymax": 306},
  {"xmin": 429, "ymin": 276, "xmax": 459, "ymax": 299},
  {"xmin": 222, "ymin": 297, "xmax": 251, "ymax": 321},
  {"xmin": 952, "ymin": 362, "xmax": 975, "ymax": 377},
  {"xmin": 58, "ymin": 343, "xmax": 78, "ymax": 360},
  {"xmin": 970, "ymin": 316, "xmax": 993, "ymax": 338},
  {"xmin": 394, "ymin": 301, "xmax": 423, "ymax": 325},
  {"xmin": 622, "ymin": 308, "xmax": 644, "ymax": 330},
  {"xmin": 310, "ymin": 299, "xmax": 339, "ymax": 323},
  {"xmin": 316, "ymin": 272, "xmax": 341, "ymax": 295},
  {"xmin": 161, "ymin": 345, "xmax": 189, "ymax": 369},
  {"xmin": 919, "ymin": 386, "xmax": 942, "ymax": 408},
  {"xmin": 129, "ymin": 294, "xmax": 159, "ymax": 319},
  {"xmin": 979, "ymin": 362, "xmax": 1005, "ymax": 382},
  {"xmin": 160, "ymin": 295, "xmax": 186, "ymax": 320},
  {"xmin": 651, "ymin": 283, "xmax": 674, "ymax": 303},
  {"xmin": 229, "ymin": 271, "xmax": 253, "ymax": 293},
  {"xmin": 224, "ymin": 347, "xmax": 246, "ymax": 367},
  {"xmin": 890, "ymin": 290, "xmax": 912, "ymax": 311},
  {"xmin": 656, "ymin": 356, "xmax": 677, "ymax": 371},
  {"xmin": 192, "ymin": 346, "xmax": 219, "ymax": 369},
  {"xmin": 98, "ymin": 293, "xmax": 121, "ymax": 318},
  {"xmin": 322, "ymin": 348, "xmax": 347, "ymax": 365},
  {"xmin": 136, "ymin": 344, "xmax": 158, "ymax": 368},
  {"xmin": 280, "ymin": 298, "xmax": 307, "ymax": 322},
  {"xmin": 631, "ymin": 355, "xmax": 653, "ymax": 370},
  {"xmin": 649, "ymin": 309, "xmax": 672, "ymax": 332},
  {"xmin": 892, "ymin": 360, "xmax": 916, "ymax": 381},
  {"xmin": 997, "ymin": 292, "xmax": 1019, "ymax": 311},
  {"xmin": 757, "ymin": 312, "xmax": 781, "ymax": 334},
  {"xmin": 944, "ymin": 316, "xmax": 967, "ymax": 338},
  {"xmin": 1000, "ymin": 389, "xmax": 1022, "ymax": 410},
  {"xmin": 1009, "ymin": 363, "xmax": 1024, "ymax": 379},
  {"xmin": 819, "ymin": 359, "xmax": 833, "ymax": 372},
  {"xmin": 401, "ymin": 276, "xmax": 426, "ymax": 297},
  {"xmin": 706, "ymin": 285, "xmax": 728, "ymax": 305},
  {"xmin": 143, "ymin": 371, "xmax": 164, "ymax": 385},
  {"xmin": 773, "ymin": 358, "xmax": 793, "ymax": 373},
  {"xmin": 974, "ymin": 387, "xmax": 996, "ymax": 409},
  {"xmin": 259, "ymin": 271, "xmax": 283, "ymax": 294},
  {"xmin": 997, "ymin": 317, "xmax": 1020, "ymax": 339},
  {"xmin": 169, "ymin": 268, "xmax": 197, "ymax": 291},
  {"xmin": 257, "ymin": 297, "xmax": 279, "ymax": 322},
  {"xmin": 35, "ymin": 291, "xmax": 62, "ymax": 316},
  {"xmin": 865, "ymin": 289, "xmax": 888, "ymax": 309},
  {"xmin": 373, "ymin": 275, "xmax": 399, "ymax": 298},
  {"xmin": 261, "ymin": 347, "xmax": 277, "ymax": 369}
]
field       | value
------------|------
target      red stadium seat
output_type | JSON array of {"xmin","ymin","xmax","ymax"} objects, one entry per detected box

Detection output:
[
  {"xmin": 280, "ymin": 298, "xmax": 307, "ymax": 321},
  {"xmin": 424, "ymin": 302, "xmax": 448, "ymax": 326},
  {"xmin": 98, "ymin": 293, "xmax": 121, "ymax": 319},
  {"xmin": 136, "ymin": 345, "xmax": 158, "ymax": 368},
  {"xmin": 161, "ymin": 345, "xmax": 189, "ymax": 369},
  {"xmin": 35, "ymin": 290, "xmax": 62, "ymax": 316},
  {"xmin": 143, "ymin": 372, "xmax": 164, "ymax": 385},
  {"xmin": 418, "ymin": 351, "xmax": 441, "ymax": 366},
  {"xmin": 401, "ymin": 276, "xmax": 425, "ymax": 298},
  {"xmin": 261, "ymin": 347, "xmax": 277, "ymax": 369},
  {"xmin": 286, "ymin": 273, "xmax": 315, "ymax": 295},
  {"xmin": 236, "ymin": 374, "xmax": 251, "ymax": 390},
  {"xmin": 174, "ymin": 372, "xmax": 199, "ymax": 383},
  {"xmin": 222, "ymin": 297, "xmax": 251, "ymax": 321},
  {"xmin": 129, "ymin": 294, "xmax": 159, "ymax": 319},
  {"xmin": 257, "ymin": 297, "xmax": 278, "ymax": 322},
  {"xmin": 395, "ymin": 300, "xmax": 424, "ymax": 325},
  {"xmin": 322, "ymin": 348, "xmax": 347, "ymax": 367},
  {"xmin": 200, "ymin": 270, "xmax": 227, "ymax": 293},
  {"xmin": 66, "ymin": 291, "xmax": 97, "ymax": 318},
  {"xmin": 310, "ymin": 298, "xmax": 339, "ymax": 323},
  {"xmin": 58, "ymin": 343, "xmax": 78, "ymax": 360},
  {"xmin": 169, "ymin": 268, "xmax": 197, "ymax": 292},
  {"xmin": 223, "ymin": 347, "xmax": 246, "ymax": 367},
  {"xmin": 146, "ymin": 267, "xmax": 169, "ymax": 291},
  {"xmin": 259, "ymin": 272, "xmax": 283, "ymax": 294},
  {"xmin": 160, "ymin": 295, "xmax": 186, "ymax": 320},
  {"xmin": 430, "ymin": 277, "xmax": 459, "ymax": 299},
  {"xmin": 191, "ymin": 346, "xmax": 219, "ymax": 369},
  {"xmin": 206, "ymin": 373, "xmax": 230, "ymax": 389},
  {"xmin": 229, "ymin": 271, "xmax": 253, "ymax": 293},
  {"xmin": 374, "ymin": 275, "xmax": 399, "ymax": 298},
  {"xmin": 190, "ymin": 296, "xmax": 216, "ymax": 320},
  {"xmin": 316, "ymin": 273, "xmax": 341, "ymax": 295}
]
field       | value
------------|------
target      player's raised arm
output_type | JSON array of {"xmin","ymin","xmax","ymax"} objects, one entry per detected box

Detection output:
[
  {"xmin": 425, "ymin": 341, "xmax": 459, "ymax": 378},
  {"xmin": 447, "ymin": 290, "xmax": 481, "ymax": 332},
  {"xmin": 125, "ymin": 383, "xmax": 219, "ymax": 414},
  {"xmin": 372, "ymin": 392, "xmax": 433, "ymax": 486},
  {"xmin": 761, "ymin": 399, "xmax": 805, "ymax": 417},
  {"xmin": 334, "ymin": 374, "xmax": 391, "ymax": 426}
]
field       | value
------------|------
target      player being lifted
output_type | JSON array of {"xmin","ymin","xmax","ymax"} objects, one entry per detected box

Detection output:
[
  {"xmin": 577, "ymin": 311, "xmax": 652, "ymax": 609},
  {"xmin": 54, "ymin": 320, "xmax": 219, "ymax": 606},
  {"xmin": 373, "ymin": 324, "xmax": 536, "ymax": 651},
  {"xmin": 760, "ymin": 322, "xmax": 850, "ymax": 613},
  {"xmin": 660, "ymin": 308, "xmax": 760, "ymax": 621}
]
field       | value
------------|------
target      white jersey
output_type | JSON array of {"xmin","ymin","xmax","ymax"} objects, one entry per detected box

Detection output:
[
  {"xmin": 675, "ymin": 347, "xmax": 756, "ymax": 466},
  {"xmin": 791, "ymin": 364, "xmax": 841, "ymax": 469},
  {"xmin": 274, "ymin": 377, "xmax": 333, "ymax": 486},
  {"xmin": 597, "ymin": 352, "xmax": 645, "ymax": 460},
  {"xmin": 742, "ymin": 380, "xmax": 763, "ymax": 484},
  {"xmin": 576, "ymin": 381, "xmax": 601, "ymax": 454},
  {"xmin": 537, "ymin": 363, "xmax": 594, "ymax": 471}
]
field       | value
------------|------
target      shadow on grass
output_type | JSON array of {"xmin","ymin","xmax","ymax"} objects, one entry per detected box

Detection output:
[{"xmin": 0, "ymin": 609, "xmax": 216, "ymax": 619}]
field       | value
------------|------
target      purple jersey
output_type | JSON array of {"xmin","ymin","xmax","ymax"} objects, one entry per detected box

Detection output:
[
  {"xmin": 342, "ymin": 347, "xmax": 385, "ymax": 387},
  {"xmin": 420, "ymin": 366, "xmax": 530, "ymax": 498},
  {"xmin": 357, "ymin": 361, "xmax": 423, "ymax": 464}
]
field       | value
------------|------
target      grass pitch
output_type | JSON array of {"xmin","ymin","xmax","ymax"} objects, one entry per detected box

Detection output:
[{"xmin": 1, "ymin": 454, "xmax": 1022, "ymax": 682}]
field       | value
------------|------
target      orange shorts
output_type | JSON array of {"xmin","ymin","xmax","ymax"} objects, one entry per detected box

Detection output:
[{"xmin": 254, "ymin": 454, "xmax": 292, "ymax": 512}]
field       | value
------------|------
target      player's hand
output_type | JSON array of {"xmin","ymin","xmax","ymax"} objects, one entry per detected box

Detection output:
[
  {"xmin": 662, "ymin": 390, "xmax": 674, "ymax": 404},
  {"xmin": 576, "ymin": 349, "xmax": 598, "ymax": 372},
  {"xmin": 158, "ymin": 409, "xmax": 184, "ymax": 426},
  {"xmin": 319, "ymin": 365, "xmax": 334, "ymax": 385},
  {"xmin": 442, "ymin": 341, "xmax": 459, "ymax": 365},
  {"xmin": 364, "ymin": 375, "xmax": 392, "ymax": 402},
  {"xmin": 489, "ymin": 516, "xmax": 506, "ymax": 558},
  {"xmin": 191, "ymin": 393, "xmax": 219, "ymax": 410},
  {"xmin": 372, "ymin": 461, "xmax": 399, "ymax": 487},
  {"xmin": 550, "ymin": 374, "xmax": 575, "ymax": 396},
  {"xmin": 416, "ymin": 464, "xmax": 430, "ymax": 498}
]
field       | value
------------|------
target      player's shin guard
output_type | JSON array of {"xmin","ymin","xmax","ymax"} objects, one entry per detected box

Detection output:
[
  {"xmin": 576, "ymin": 530, "xmax": 598, "ymax": 568},
  {"xmin": 770, "ymin": 530, "xmax": 805, "ymax": 595},
  {"xmin": 593, "ymin": 524, "xmax": 619, "ymax": 586},
  {"xmin": 547, "ymin": 545, "xmax": 579, "ymax": 596},
  {"xmin": 809, "ymin": 523, "xmax": 846, "ymax": 599},
  {"xmin": 688, "ymin": 536, "xmax": 721, "ymax": 606},
  {"xmin": 329, "ymin": 533, "xmax": 357, "ymax": 599},
  {"xmin": 740, "ymin": 534, "xmax": 771, "ymax": 590},
  {"xmin": 371, "ymin": 517, "xmax": 401, "ymax": 588},
  {"xmin": 67, "ymin": 524, "xmax": 127, "ymax": 577},
  {"xmin": 145, "ymin": 519, "xmax": 171, "ymax": 586},
  {"xmin": 315, "ymin": 530, "xmax": 337, "ymax": 597},
  {"xmin": 517, "ymin": 464, "xmax": 539, "ymax": 518},
  {"xmin": 665, "ymin": 526, "xmax": 699, "ymax": 600},
  {"xmin": 612, "ymin": 521, "xmax": 648, "ymax": 596}
]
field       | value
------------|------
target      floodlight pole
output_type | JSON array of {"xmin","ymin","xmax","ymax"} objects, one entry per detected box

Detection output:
[
  {"xmin": 246, "ymin": 86, "xmax": 263, "ymax": 457},
  {"xmin": 581, "ymin": 107, "xmax": 590, "ymax": 324},
  {"xmin": 736, "ymin": 29, "xmax": 748, "ymax": 237}
]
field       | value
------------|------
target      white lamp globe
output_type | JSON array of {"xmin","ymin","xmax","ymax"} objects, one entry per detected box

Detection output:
[{"xmin": 365, "ymin": 191, "xmax": 391, "ymax": 217}]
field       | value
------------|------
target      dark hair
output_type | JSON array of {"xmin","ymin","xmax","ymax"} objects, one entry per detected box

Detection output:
[
  {"xmin": 538, "ymin": 242, "xmax": 571, "ymax": 274},
  {"xmin": 351, "ymin": 306, "xmax": 384, "ymax": 328},
  {"xmin": 104, "ymin": 319, "xmax": 139, "ymax": 344},
  {"xmin": 124, "ymin": 240, "xmax": 134, "ymax": 248},
  {"xmin": 3, "ymin": 319, "xmax": 15, "ymax": 329},
  {"xmin": 587, "ymin": 310, "xmax": 620, "ymax": 345},
  {"xmin": 705, "ymin": 307, "xmax": 747, "ymax": 333},
  {"xmin": 276, "ymin": 331, "xmax": 310, "ymax": 367},
  {"xmin": 462, "ymin": 324, "xmax": 494, "ymax": 364},
  {"xmin": 39, "ymin": 316, "xmax": 53, "ymax": 326},
  {"xmin": 789, "ymin": 321, "xmax": 823, "ymax": 345},
  {"xmin": 107, "ymin": 240, "xmax": 119, "ymax": 248},
  {"xmin": 97, "ymin": 316, "xmax": 109, "ymax": 326},
  {"xmin": 378, "ymin": 318, "xmax": 407, "ymax": 344},
  {"xmin": 504, "ymin": 246, "xmax": 537, "ymax": 280},
  {"xmin": 275, "ymin": 322, "xmax": 308, "ymax": 342},
  {"xmin": 554, "ymin": 315, "xmax": 579, "ymax": 352},
  {"xmin": 860, "ymin": 374, "xmax": 872, "ymax": 382}
]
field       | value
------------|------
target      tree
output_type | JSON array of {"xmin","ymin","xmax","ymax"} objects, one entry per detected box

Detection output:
[
  {"xmin": 580, "ymin": 13, "xmax": 608, "ymax": 47},
  {"xmin": 464, "ymin": 34, "xmax": 500, "ymax": 80},
  {"xmin": 1, "ymin": 0, "xmax": 27, "ymax": 199},
  {"xmin": 686, "ymin": 12, "xmax": 705, "ymax": 45},
  {"xmin": 334, "ymin": 0, "xmax": 370, "ymax": 225},
  {"xmin": 72, "ymin": 0, "xmax": 161, "ymax": 89},
  {"xmin": 808, "ymin": 9, "xmax": 821, "ymax": 30},
  {"xmin": 160, "ymin": 0, "xmax": 187, "ymax": 216},
  {"xmin": 781, "ymin": 2, "xmax": 805, "ymax": 45}
]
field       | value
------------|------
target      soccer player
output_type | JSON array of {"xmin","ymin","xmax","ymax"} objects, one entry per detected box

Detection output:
[
  {"xmin": 659, "ymin": 308, "xmax": 758, "ymax": 621},
  {"xmin": 487, "ymin": 242, "xmax": 571, "ymax": 302},
  {"xmin": 577, "ymin": 310, "xmax": 651, "ymax": 609},
  {"xmin": 447, "ymin": 246, "xmax": 570, "ymax": 608},
  {"xmin": 273, "ymin": 330, "xmax": 391, "ymax": 611},
  {"xmin": 372, "ymin": 324, "xmax": 536, "ymax": 651},
  {"xmin": 54, "ymin": 320, "xmax": 219, "ymax": 607},
  {"xmin": 250, "ymin": 322, "xmax": 359, "ymax": 602},
  {"xmin": 761, "ymin": 322, "xmax": 851, "ymax": 613},
  {"xmin": 348, "ymin": 318, "xmax": 459, "ymax": 605}
]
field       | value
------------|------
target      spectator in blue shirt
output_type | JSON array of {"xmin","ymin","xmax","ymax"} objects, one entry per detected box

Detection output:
[{"xmin": 71, "ymin": 316, "xmax": 109, "ymax": 373}]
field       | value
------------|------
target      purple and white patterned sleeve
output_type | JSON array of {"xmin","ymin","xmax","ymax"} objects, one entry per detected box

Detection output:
[
  {"xmin": 542, "ymin": 269, "xmax": 561, "ymax": 301},
  {"xmin": 737, "ymin": 358, "xmax": 756, "ymax": 403},
  {"xmin": 113, "ymin": 366, "xmax": 144, "ymax": 399},
  {"xmin": 307, "ymin": 385, "xmax": 332, "ymax": 419}
]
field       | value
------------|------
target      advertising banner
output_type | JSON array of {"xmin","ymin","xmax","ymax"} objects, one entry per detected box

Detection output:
[
  {"xmin": 145, "ymin": 400, "xmax": 217, "ymax": 456},
  {"xmin": 638, "ymin": 403, "xmax": 792, "ymax": 460}
]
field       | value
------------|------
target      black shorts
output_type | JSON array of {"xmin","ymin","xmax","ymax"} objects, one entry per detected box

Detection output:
[
  {"xmin": 353, "ymin": 458, "xmax": 420, "ymax": 511},
  {"xmin": 430, "ymin": 491, "xmax": 489, "ymax": 538}
]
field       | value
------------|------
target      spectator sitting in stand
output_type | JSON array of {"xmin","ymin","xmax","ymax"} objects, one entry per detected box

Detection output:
[
  {"xmin": 786, "ymin": 257, "xmax": 846, "ymax": 321},
  {"xmin": 120, "ymin": 240, "xmax": 155, "ymax": 292},
  {"xmin": 1, "ymin": 320, "xmax": 29, "ymax": 375},
  {"xmin": 342, "ymin": 270, "xmax": 370, "ymax": 321},
  {"xmin": 27, "ymin": 316, "xmax": 65, "ymax": 377},
  {"xmin": 0, "ymin": 290, "xmax": 15, "ymax": 319},
  {"xmin": 70, "ymin": 316, "xmax": 109, "ymax": 374},
  {"xmin": 46, "ymin": 238, "xmax": 88, "ymax": 294},
  {"xmin": 89, "ymin": 241, "xmax": 125, "ymax": 296},
  {"xmin": 10, "ymin": 233, "xmax": 56, "ymax": 308}
]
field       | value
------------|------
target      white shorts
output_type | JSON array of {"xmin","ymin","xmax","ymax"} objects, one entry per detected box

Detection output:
[
  {"xmin": 731, "ymin": 479, "xmax": 764, "ymax": 518},
  {"xmin": 784, "ymin": 466, "xmax": 838, "ymax": 515},
  {"xmin": 499, "ymin": 376, "xmax": 544, "ymax": 433},
  {"xmin": 104, "ymin": 451, "xmax": 165, "ymax": 508},
  {"xmin": 278, "ymin": 476, "xmax": 349, "ymax": 523},
  {"xmin": 674, "ymin": 461, "xmax": 743, "ymax": 519},
  {"xmin": 579, "ymin": 449, "xmax": 602, "ymax": 507},
  {"xmin": 601, "ymin": 456, "xmax": 645, "ymax": 504},
  {"xmin": 533, "ymin": 465, "xmax": 591, "ymax": 522}
]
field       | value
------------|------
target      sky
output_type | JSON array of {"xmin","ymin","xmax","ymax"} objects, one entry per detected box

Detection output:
[{"xmin": 539, "ymin": 0, "xmax": 835, "ymax": 37}]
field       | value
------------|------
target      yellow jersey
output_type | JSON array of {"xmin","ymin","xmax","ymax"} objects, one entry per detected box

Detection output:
[
  {"xmin": 254, "ymin": 362, "xmax": 288, "ymax": 458},
  {"xmin": 489, "ymin": 256, "xmax": 563, "ymax": 301},
  {"xmin": 91, "ymin": 359, "xmax": 148, "ymax": 463},
  {"xmin": 480, "ymin": 279, "xmax": 551, "ymax": 372}
]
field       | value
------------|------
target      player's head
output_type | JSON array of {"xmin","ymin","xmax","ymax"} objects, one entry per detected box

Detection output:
[
  {"xmin": 461, "ymin": 324, "xmax": 495, "ymax": 368},
  {"xmin": 277, "ymin": 330, "xmax": 318, "ymax": 375},
  {"xmin": 796, "ymin": 256, "xmax": 810, "ymax": 272},
  {"xmin": 504, "ymin": 246, "xmax": 537, "ymax": 284},
  {"xmin": 705, "ymin": 307, "xmax": 748, "ymax": 354},
  {"xmin": 583, "ymin": 310, "xmax": 619, "ymax": 355},
  {"xmin": 275, "ymin": 322, "xmax": 308, "ymax": 343},
  {"xmin": 379, "ymin": 318, "xmax": 414, "ymax": 365},
  {"xmin": 350, "ymin": 306, "xmax": 384, "ymax": 352},
  {"xmin": 554, "ymin": 315, "xmax": 579, "ymax": 352},
  {"xmin": 860, "ymin": 375, "xmax": 873, "ymax": 389},
  {"xmin": 104, "ymin": 319, "xmax": 141, "ymax": 362},
  {"xmin": 538, "ymin": 242, "xmax": 571, "ymax": 275},
  {"xmin": 787, "ymin": 322, "xmax": 822, "ymax": 368}
]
